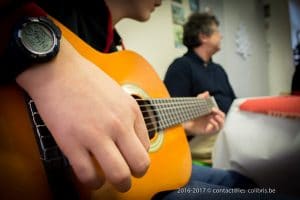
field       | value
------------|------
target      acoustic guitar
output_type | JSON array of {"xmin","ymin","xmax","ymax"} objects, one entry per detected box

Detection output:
[{"xmin": 0, "ymin": 18, "xmax": 218, "ymax": 200}]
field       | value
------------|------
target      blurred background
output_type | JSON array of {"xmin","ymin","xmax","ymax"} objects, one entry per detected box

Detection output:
[{"xmin": 116, "ymin": 0, "xmax": 300, "ymax": 98}]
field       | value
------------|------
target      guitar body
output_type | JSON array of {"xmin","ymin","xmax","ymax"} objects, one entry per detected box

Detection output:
[
  {"xmin": 0, "ymin": 19, "xmax": 191, "ymax": 199},
  {"xmin": 0, "ymin": 85, "xmax": 54, "ymax": 200}
]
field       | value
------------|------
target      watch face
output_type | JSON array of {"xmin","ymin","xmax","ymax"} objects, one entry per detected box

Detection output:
[{"xmin": 20, "ymin": 22, "xmax": 55, "ymax": 55}]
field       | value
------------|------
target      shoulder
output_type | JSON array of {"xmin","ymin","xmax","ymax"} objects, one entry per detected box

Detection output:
[
  {"xmin": 212, "ymin": 62, "xmax": 227, "ymax": 72},
  {"xmin": 212, "ymin": 61, "xmax": 223, "ymax": 68},
  {"xmin": 169, "ymin": 56, "xmax": 192, "ymax": 70},
  {"xmin": 164, "ymin": 57, "xmax": 193, "ymax": 81}
]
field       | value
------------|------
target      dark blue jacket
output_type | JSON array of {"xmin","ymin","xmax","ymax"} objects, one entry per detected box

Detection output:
[{"xmin": 164, "ymin": 50, "xmax": 236, "ymax": 114}]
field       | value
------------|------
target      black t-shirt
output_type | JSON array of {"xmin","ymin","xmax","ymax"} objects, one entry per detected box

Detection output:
[
  {"xmin": 37, "ymin": 0, "xmax": 121, "ymax": 52},
  {"xmin": 164, "ymin": 50, "xmax": 236, "ymax": 114}
]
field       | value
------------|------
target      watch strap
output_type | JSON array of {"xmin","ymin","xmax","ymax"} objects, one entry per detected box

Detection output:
[
  {"xmin": 0, "ymin": 16, "xmax": 61, "ymax": 83},
  {"xmin": 0, "ymin": 40, "xmax": 33, "ymax": 83}
]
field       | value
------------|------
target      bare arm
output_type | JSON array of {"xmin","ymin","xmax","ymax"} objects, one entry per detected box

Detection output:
[{"xmin": 16, "ymin": 37, "xmax": 150, "ymax": 192}]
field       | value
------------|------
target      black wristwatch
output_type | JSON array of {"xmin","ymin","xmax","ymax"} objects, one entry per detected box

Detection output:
[{"xmin": 1, "ymin": 16, "xmax": 61, "ymax": 82}]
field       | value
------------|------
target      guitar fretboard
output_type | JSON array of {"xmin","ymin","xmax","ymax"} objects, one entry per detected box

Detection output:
[
  {"xmin": 26, "ymin": 97, "xmax": 79, "ymax": 199},
  {"xmin": 27, "ymin": 98, "xmax": 68, "ymax": 166},
  {"xmin": 27, "ymin": 96, "xmax": 217, "ymax": 148},
  {"xmin": 137, "ymin": 97, "xmax": 217, "ymax": 137}
]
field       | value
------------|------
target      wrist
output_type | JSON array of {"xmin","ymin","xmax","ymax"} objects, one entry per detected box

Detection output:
[
  {"xmin": 16, "ymin": 37, "xmax": 67, "ymax": 95},
  {"xmin": 1, "ymin": 15, "xmax": 61, "ymax": 83},
  {"xmin": 16, "ymin": 37, "xmax": 85, "ymax": 99}
]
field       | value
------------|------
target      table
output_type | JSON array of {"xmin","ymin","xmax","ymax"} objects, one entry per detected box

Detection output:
[{"xmin": 212, "ymin": 98, "xmax": 300, "ymax": 196}]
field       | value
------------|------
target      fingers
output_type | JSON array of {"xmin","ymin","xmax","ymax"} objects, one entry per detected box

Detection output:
[
  {"xmin": 215, "ymin": 113, "xmax": 225, "ymax": 128},
  {"xmin": 119, "ymin": 102, "xmax": 151, "ymax": 177},
  {"xmin": 205, "ymin": 108, "xmax": 225, "ymax": 133},
  {"xmin": 89, "ymin": 123, "xmax": 150, "ymax": 192},
  {"xmin": 209, "ymin": 117, "xmax": 219, "ymax": 131},
  {"xmin": 65, "ymin": 142, "xmax": 105, "ymax": 189},
  {"xmin": 116, "ymin": 128, "xmax": 150, "ymax": 178},
  {"xmin": 91, "ymin": 138, "xmax": 132, "ymax": 192},
  {"xmin": 212, "ymin": 108, "xmax": 225, "ymax": 127},
  {"xmin": 204, "ymin": 118, "xmax": 218, "ymax": 134},
  {"xmin": 211, "ymin": 107, "xmax": 225, "ymax": 119},
  {"xmin": 72, "ymin": 102, "xmax": 149, "ymax": 192},
  {"xmin": 197, "ymin": 91, "xmax": 210, "ymax": 98},
  {"xmin": 133, "ymin": 108, "xmax": 151, "ymax": 151}
]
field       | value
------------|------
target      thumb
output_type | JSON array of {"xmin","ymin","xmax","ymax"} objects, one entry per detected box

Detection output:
[{"xmin": 197, "ymin": 91, "xmax": 210, "ymax": 98}]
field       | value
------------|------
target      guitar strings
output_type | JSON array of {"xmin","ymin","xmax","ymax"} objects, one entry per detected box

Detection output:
[
  {"xmin": 136, "ymin": 97, "xmax": 212, "ymax": 102},
  {"xmin": 138, "ymin": 100, "xmax": 214, "ymax": 133},
  {"xmin": 136, "ymin": 99, "xmax": 213, "ymax": 124},
  {"xmin": 140, "ymin": 102, "xmax": 209, "ymax": 114},
  {"xmin": 137, "ymin": 98, "xmax": 211, "ymax": 111},
  {"xmin": 138, "ymin": 99, "xmax": 211, "ymax": 118},
  {"xmin": 141, "ymin": 102, "xmax": 210, "ymax": 121},
  {"xmin": 145, "ymin": 109, "xmax": 208, "ymax": 133},
  {"xmin": 29, "ymin": 97, "xmax": 214, "ymax": 136}
]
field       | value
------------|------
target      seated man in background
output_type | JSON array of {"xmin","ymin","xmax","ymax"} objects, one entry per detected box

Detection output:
[
  {"xmin": 164, "ymin": 12, "xmax": 236, "ymax": 163},
  {"xmin": 164, "ymin": 12, "xmax": 236, "ymax": 114},
  {"xmin": 292, "ymin": 63, "xmax": 300, "ymax": 95}
]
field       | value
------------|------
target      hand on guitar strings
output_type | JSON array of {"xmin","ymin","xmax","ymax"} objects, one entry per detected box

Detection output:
[
  {"xmin": 183, "ymin": 91, "xmax": 225, "ymax": 135},
  {"xmin": 16, "ymin": 37, "xmax": 151, "ymax": 192}
]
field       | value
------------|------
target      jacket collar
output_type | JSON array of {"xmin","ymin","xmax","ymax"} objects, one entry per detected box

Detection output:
[{"xmin": 185, "ymin": 50, "xmax": 213, "ymax": 67}]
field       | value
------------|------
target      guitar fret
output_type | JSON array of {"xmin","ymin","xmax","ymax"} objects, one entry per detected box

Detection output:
[
  {"xmin": 32, "ymin": 113, "xmax": 45, "ymax": 126},
  {"xmin": 27, "ymin": 98, "xmax": 67, "ymax": 163},
  {"xmin": 156, "ymin": 99, "xmax": 163, "ymax": 130},
  {"xmin": 145, "ymin": 97, "xmax": 217, "ymax": 131}
]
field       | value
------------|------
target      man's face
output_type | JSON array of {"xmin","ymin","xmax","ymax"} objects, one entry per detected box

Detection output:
[{"xmin": 207, "ymin": 23, "xmax": 222, "ymax": 53}]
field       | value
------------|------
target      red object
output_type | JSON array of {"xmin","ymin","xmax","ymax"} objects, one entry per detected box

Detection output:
[
  {"xmin": 103, "ymin": 7, "xmax": 114, "ymax": 53},
  {"xmin": 239, "ymin": 96, "xmax": 300, "ymax": 118},
  {"xmin": 292, "ymin": 91, "xmax": 300, "ymax": 96}
]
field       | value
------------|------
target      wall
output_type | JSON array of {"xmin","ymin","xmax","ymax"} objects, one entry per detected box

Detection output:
[
  {"xmin": 116, "ymin": 1, "xmax": 188, "ymax": 80},
  {"xmin": 116, "ymin": 0, "xmax": 293, "ymax": 97},
  {"xmin": 264, "ymin": 0, "xmax": 294, "ymax": 95},
  {"xmin": 220, "ymin": 0, "xmax": 269, "ymax": 97}
]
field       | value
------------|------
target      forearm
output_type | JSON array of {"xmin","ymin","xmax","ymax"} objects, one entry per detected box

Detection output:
[{"xmin": 16, "ymin": 37, "xmax": 79, "ymax": 97}]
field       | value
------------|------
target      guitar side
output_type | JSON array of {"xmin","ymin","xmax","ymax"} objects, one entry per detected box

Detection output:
[{"xmin": 0, "ymin": 85, "xmax": 53, "ymax": 200}]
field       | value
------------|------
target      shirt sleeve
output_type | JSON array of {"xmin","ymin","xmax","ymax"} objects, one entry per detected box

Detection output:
[{"xmin": 223, "ymin": 68, "xmax": 237, "ymax": 99}]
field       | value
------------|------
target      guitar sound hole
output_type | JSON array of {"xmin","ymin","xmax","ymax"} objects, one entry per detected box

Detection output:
[{"xmin": 133, "ymin": 95, "xmax": 158, "ymax": 139}]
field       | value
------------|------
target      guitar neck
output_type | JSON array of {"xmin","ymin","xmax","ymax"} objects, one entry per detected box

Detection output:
[{"xmin": 137, "ymin": 97, "xmax": 218, "ymax": 134}]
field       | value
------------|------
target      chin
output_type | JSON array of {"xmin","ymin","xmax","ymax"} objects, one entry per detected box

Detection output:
[{"xmin": 136, "ymin": 13, "xmax": 151, "ymax": 22}]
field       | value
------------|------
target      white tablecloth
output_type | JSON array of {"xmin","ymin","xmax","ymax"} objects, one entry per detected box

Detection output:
[{"xmin": 213, "ymin": 98, "xmax": 300, "ymax": 195}]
